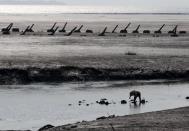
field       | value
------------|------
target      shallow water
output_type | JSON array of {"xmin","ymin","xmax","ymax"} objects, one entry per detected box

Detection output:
[{"xmin": 0, "ymin": 81, "xmax": 189, "ymax": 130}]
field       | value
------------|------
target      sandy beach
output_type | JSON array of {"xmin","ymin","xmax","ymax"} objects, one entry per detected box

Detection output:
[{"xmin": 46, "ymin": 106, "xmax": 189, "ymax": 131}]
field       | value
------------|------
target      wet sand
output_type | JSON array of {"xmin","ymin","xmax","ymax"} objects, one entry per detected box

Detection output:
[
  {"xmin": 0, "ymin": 35, "xmax": 188, "ymax": 84},
  {"xmin": 48, "ymin": 106, "xmax": 189, "ymax": 131},
  {"xmin": 0, "ymin": 55, "xmax": 188, "ymax": 84}
]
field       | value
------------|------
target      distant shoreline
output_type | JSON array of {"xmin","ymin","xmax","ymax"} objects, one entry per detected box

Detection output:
[
  {"xmin": 61, "ymin": 13, "xmax": 189, "ymax": 15},
  {"xmin": 0, "ymin": 12, "xmax": 189, "ymax": 15}
]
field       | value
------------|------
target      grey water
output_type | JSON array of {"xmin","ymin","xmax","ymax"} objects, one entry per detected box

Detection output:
[{"xmin": 0, "ymin": 81, "xmax": 189, "ymax": 130}]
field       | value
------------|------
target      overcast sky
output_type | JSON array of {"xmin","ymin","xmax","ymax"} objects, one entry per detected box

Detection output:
[
  {"xmin": 0, "ymin": 0, "xmax": 188, "ymax": 12},
  {"xmin": 0, "ymin": 0, "xmax": 188, "ymax": 6}
]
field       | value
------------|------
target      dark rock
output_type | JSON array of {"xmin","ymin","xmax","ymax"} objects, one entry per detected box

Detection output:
[
  {"xmin": 105, "ymin": 101, "xmax": 110, "ymax": 105},
  {"xmin": 98, "ymin": 98, "xmax": 110, "ymax": 105},
  {"xmin": 99, "ymin": 100, "xmax": 110, "ymax": 105},
  {"xmin": 96, "ymin": 116, "xmax": 107, "ymax": 120},
  {"xmin": 186, "ymin": 96, "xmax": 189, "ymax": 99},
  {"xmin": 121, "ymin": 100, "xmax": 127, "ymax": 104},
  {"xmin": 108, "ymin": 115, "xmax": 116, "ymax": 118},
  {"xmin": 99, "ymin": 100, "xmax": 106, "ymax": 105},
  {"xmin": 71, "ymin": 125, "xmax": 78, "ymax": 128},
  {"xmin": 141, "ymin": 99, "xmax": 146, "ymax": 104},
  {"xmin": 38, "ymin": 124, "xmax": 54, "ymax": 131},
  {"xmin": 79, "ymin": 100, "xmax": 86, "ymax": 105},
  {"xmin": 96, "ymin": 115, "xmax": 115, "ymax": 120}
]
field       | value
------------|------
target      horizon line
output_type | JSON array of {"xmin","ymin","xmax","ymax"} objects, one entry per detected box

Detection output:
[{"xmin": 0, "ymin": 12, "xmax": 189, "ymax": 15}]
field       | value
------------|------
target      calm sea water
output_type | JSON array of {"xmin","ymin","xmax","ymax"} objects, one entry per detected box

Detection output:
[
  {"xmin": 0, "ymin": 5, "xmax": 188, "ymax": 26},
  {"xmin": 0, "ymin": 5, "xmax": 187, "ymax": 14},
  {"xmin": 0, "ymin": 5, "xmax": 143, "ymax": 14}
]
